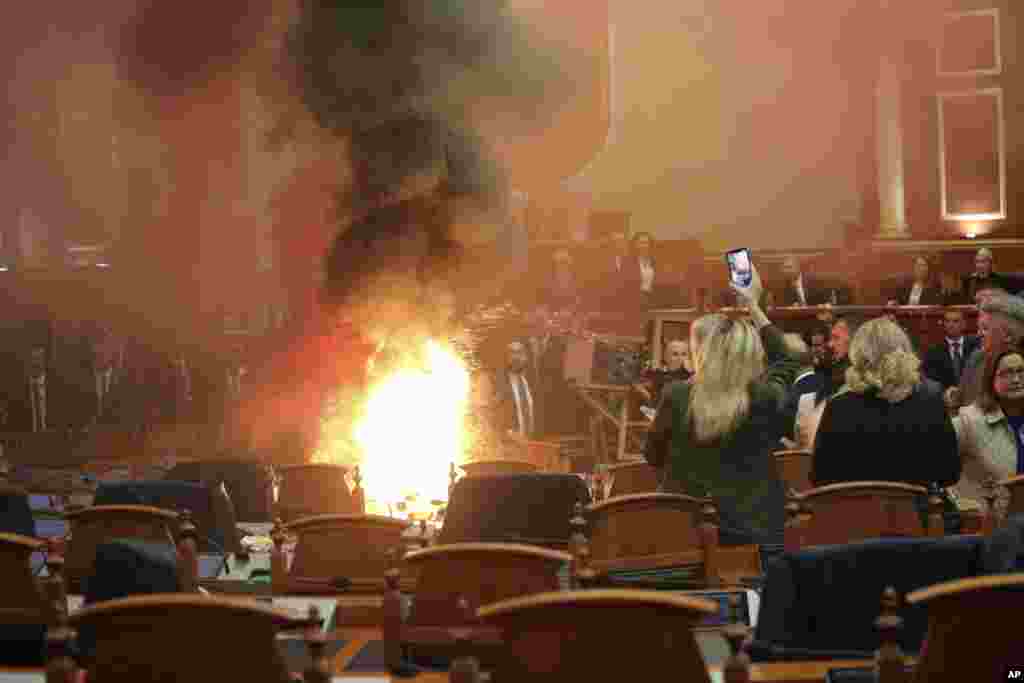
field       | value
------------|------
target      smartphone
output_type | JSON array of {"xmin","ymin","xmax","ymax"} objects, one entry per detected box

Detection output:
[{"xmin": 725, "ymin": 248, "xmax": 753, "ymax": 288}]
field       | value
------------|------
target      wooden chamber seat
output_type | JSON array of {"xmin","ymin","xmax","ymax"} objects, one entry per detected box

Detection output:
[
  {"xmin": 64, "ymin": 505, "xmax": 182, "ymax": 594},
  {"xmin": 772, "ymin": 449, "xmax": 812, "ymax": 493},
  {"xmin": 785, "ymin": 482, "xmax": 942, "ymax": 550},
  {"xmin": 582, "ymin": 493, "xmax": 760, "ymax": 588},
  {"xmin": 275, "ymin": 464, "xmax": 357, "ymax": 522},
  {"xmin": 273, "ymin": 513, "xmax": 412, "ymax": 596},
  {"xmin": 476, "ymin": 589, "xmax": 719, "ymax": 681},
  {"xmin": 459, "ymin": 459, "xmax": 539, "ymax": 477},
  {"xmin": 873, "ymin": 574, "xmax": 1024, "ymax": 683},
  {"xmin": 0, "ymin": 533, "xmax": 60, "ymax": 626},
  {"xmin": 605, "ymin": 459, "xmax": 659, "ymax": 497},
  {"xmin": 383, "ymin": 542, "xmax": 572, "ymax": 667},
  {"xmin": 65, "ymin": 594, "xmax": 324, "ymax": 683}
]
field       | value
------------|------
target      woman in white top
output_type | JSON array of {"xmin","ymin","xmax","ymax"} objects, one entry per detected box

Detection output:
[{"xmin": 953, "ymin": 347, "xmax": 1024, "ymax": 510}]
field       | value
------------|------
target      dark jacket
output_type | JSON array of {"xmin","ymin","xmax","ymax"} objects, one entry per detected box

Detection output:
[
  {"xmin": 777, "ymin": 275, "xmax": 853, "ymax": 307},
  {"xmin": 921, "ymin": 335, "xmax": 981, "ymax": 390},
  {"xmin": 891, "ymin": 280, "xmax": 945, "ymax": 307},
  {"xmin": 962, "ymin": 272, "xmax": 1021, "ymax": 300},
  {"xmin": 781, "ymin": 370, "xmax": 825, "ymax": 440},
  {"xmin": 645, "ymin": 324, "xmax": 800, "ymax": 545},
  {"xmin": 811, "ymin": 383, "xmax": 961, "ymax": 487}
]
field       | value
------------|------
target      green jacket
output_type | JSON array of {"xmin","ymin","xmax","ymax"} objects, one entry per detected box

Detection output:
[{"xmin": 645, "ymin": 324, "xmax": 801, "ymax": 544}]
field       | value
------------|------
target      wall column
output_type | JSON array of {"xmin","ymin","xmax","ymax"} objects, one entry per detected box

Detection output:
[{"xmin": 875, "ymin": 2, "xmax": 909, "ymax": 239}]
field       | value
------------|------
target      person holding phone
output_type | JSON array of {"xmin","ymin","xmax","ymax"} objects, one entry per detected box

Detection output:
[{"xmin": 645, "ymin": 256, "xmax": 800, "ymax": 546}]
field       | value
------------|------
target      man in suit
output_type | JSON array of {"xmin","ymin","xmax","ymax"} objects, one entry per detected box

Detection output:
[
  {"xmin": 86, "ymin": 335, "xmax": 140, "ymax": 429},
  {"xmin": 4, "ymin": 344, "xmax": 72, "ymax": 433},
  {"xmin": 962, "ymin": 247, "xmax": 1021, "ymax": 301},
  {"xmin": 777, "ymin": 255, "xmax": 852, "ymax": 306},
  {"xmin": 591, "ymin": 227, "xmax": 642, "ymax": 311},
  {"xmin": 922, "ymin": 308, "xmax": 979, "ymax": 390},
  {"xmin": 493, "ymin": 340, "xmax": 536, "ymax": 440},
  {"xmin": 780, "ymin": 334, "xmax": 824, "ymax": 444}
]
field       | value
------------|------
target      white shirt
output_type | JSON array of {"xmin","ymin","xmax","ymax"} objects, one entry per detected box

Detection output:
[
  {"xmin": 509, "ymin": 373, "xmax": 534, "ymax": 437},
  {"xmin": 639, "ymin": 258, "xmax": 655, "ymax": 292},
  {"xmin": 947, "ymin": 337, "xmax": 965, "ymax": 367},
  {"xmin": 794, "ymin": 275, "xmax": 807, "ymax": 306},
  {"xmin": 908, "ymin": 283, "xmax": 924, "ymax": 305},
  {"xmin": 30, "ymin": 375, "xmax": 46, "ymax": 432}
]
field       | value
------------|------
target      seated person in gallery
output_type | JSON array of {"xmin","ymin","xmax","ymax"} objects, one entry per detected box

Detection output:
[
  {"xmin": 776, "ymin": 255, "xmax": 853, "ymax": 306},
  {"xmin": 963, "ymin": 247, "xmax": 1022, "ymax": 301},
  {"xmin": 885, "ymin": 255, "xmax": 945, "ymax": 306}
]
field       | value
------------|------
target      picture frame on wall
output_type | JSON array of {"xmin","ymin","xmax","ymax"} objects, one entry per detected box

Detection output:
[
  {"xmin": 937, "ymin": 88, "xmax": 1006, "ymax": 221},
  {"xmin": 937, "ymin": 9, "xmax": 1001, "ymax": 78}
]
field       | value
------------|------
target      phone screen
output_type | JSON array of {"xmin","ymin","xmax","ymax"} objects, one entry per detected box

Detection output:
[{"xmin": 726, "ymin": 248, "xmax": 752, "ymax": 288}]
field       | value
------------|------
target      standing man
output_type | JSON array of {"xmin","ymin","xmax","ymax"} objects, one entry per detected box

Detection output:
[
  {"xmin": 922, "ymin": 308, "xmax": 979, "ymax": 390},
  {"xmin": 495, "ymin": 340, "xmax": 536, "ymax": 441}
]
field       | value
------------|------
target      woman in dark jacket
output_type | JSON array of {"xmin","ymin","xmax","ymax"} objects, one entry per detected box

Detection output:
[
  {"xmin": 645, "ymin": 262, "xmax": 799, "ymax": 546},
  {"xmin": 811, "ymin": 317, "xmax": 961, "ymax": 487}
]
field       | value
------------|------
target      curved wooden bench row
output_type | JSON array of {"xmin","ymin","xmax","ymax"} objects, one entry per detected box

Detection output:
[
  {"xmin": 874, "ymin": 575, "xmax": 1024, "ymax": 683},
  {"xmin": 784, "ymin": 482, "xmax": 945, "ymax": 551},
  {"xmin": 43, "ymin": 593, "xmax": 330, "ymax": 683}
]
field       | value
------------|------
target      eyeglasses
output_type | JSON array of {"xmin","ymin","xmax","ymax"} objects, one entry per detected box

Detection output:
[{"xmin": 995, "ymin": 368, "xmax": 1024, "ymax": 380}]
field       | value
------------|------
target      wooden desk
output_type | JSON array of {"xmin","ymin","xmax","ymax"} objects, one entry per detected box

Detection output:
[
  {"xmin": 573, "ymin": 383, "xmax": 649, "ymax": 462},
  {"xmin": 1, "ymin": 632, "xmax": 908, "ymax": 683},
  {"xmin": 648, "ymin": 305, "xmax": 978, "ymax": 365}
]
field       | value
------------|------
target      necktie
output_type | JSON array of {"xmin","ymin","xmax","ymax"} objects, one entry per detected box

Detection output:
[{"xmin": 951, "ymin": 340, "xmax": 963, "ymax": 380}]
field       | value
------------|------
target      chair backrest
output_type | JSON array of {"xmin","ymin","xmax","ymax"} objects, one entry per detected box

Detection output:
[
  {"xmin": 999, "ymin": 474, "xmax": 1024, "ymax": 517},
  {"xmin": 276, "ymin": 464, "xmax": 355, "ymax": 522},
  {"xmin": 165, "ymin": 460, "xmax": 274, "ymax": 523},
  {"xmin": 70, "ymin": 594, "xmax": 301, "ymax": 682},
  {"xmin": 439, "ymin": 474, "xmax": 590, "ymax": 550},
  {"xmin": 93, "ymin": 480, "xmax": 240, "ymax": 554},
  {"xmin": 523, "ymin": 440, "xmax": 567, "ymax": 473},
  {"xmin": 404, "ymin": 543, "xmax": 571, "ymax": 627},
  {"xmin": 283, "ymin": 514, "xmax": 409, "ymax": 593},
  {"xmin": 0, "ymin": 533, "xmax": 50, "ymax": 625},
  {"xmin": 750, "ymin": 535, "xmax": 985, "ymax": 661},
  {"xmin": 64, "ymin": 505, "xmax": 180, "ymax": 593},
  {"xmin": 460, "ymin": 460, "xmax": 539, "ymax": 477},
  {"xmin": 606, "ymin": 460, "xmax": 659, "ymax": 497},
  {"xmin": 905, "ymin": 574, "xmax": 1024, "ymax": 683},
  {"xmin": 585, "ymin": 493, "xmax": 719, "ymax": 583},
  {"xmin": 0, "ymin": 480, "xmax": 35, "ymax": 537},
  {"xmin": 477, "ymin": 589, "xmax": 717, "ymax": 681},
  {"xmin": 789, "ymin": 482, "xmax": 930, "ymax": 548},
  {"xmin": 772, "ymin": 449, "xmax": 812, "ymax": 493}
]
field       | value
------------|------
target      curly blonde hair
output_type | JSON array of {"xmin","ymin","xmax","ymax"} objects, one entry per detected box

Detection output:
[{"xmin": 845, "ymin": 317, "xmax": 920, "ymax": 403}]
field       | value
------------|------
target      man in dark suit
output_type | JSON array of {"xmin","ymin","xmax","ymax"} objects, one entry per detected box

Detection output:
[
  {"xmin": 962, "ymin": 247, "xmax": 1021, "ymax": 301},
  {"xmin": 86, "ymin": 335, "xmax": 142, "ymax": 429},
  {"xmin": 921, "ymin": 308, "xmax": 979, "ymax": 390},
  {"xmin": 493, "ymin": 340, "xmax": 536, "ymax": 440},
  {"xmin": 3, "ymin": 344, "xmax": 73, "ymax": 432},
  {"xmin": 777, "ymin": 255, "xmax": 852, "ymax": 306},
  {"xmin": 590, "ymin": 228, "xmax": 642, "ymax": 311}
]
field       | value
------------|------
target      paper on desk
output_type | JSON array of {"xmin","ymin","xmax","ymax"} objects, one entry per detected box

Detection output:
[
  {"xmin": 273, "ymin": 597, "xmax": 337, "ymax": 636},
  {"xmin": 0, "ymin": 674, "xmax": 44, "ymax": 683},
  {"xmin": 331, "ymin": 678, "xmax": 389, "ymax": 683}
]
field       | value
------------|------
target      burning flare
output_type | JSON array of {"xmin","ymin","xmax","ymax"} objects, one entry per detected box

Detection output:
[{"xmin": 352, "ymin": 339, "xmax": 470, "ymax": 516}]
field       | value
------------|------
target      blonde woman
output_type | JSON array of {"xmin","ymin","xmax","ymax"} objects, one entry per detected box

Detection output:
[
  {"xmin": 811, "ymin": 317, "xmax": 960, "ymax": 487},
  {"xmin": 645, "ymin": 261, "xmax": 800, "ymax": 545}
]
